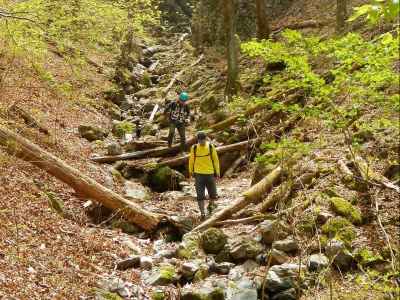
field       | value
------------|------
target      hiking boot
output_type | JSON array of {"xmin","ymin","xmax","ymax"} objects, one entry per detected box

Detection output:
[{"xmin": 200, "ymin": 214, "xmax": 206, "ymax": 221}]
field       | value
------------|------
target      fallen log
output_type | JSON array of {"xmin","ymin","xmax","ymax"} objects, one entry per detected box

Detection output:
[
  {"xmin": 192, "ymin": 165, "xmax": 283, "ymax": 232},
  {"xmin": 0, "ymin": 125, "xmax": 161, "ymax": 231},
  {"xmin": 260, "ymin": 169, "xmax": 319, "ymax": 212},
  {"xmin": 155, "ymin": 139, "xmax": 260, "ymax": 169},
  {"xmin": 223, "ymin": 153, "xmax": 246, "ymax": 177},
  {"xmin": 92, "ymin": 89, "xmax": 302, "ymax": 164},
  {"xmin": 215, "ymin": 214, "xmax": 267, "ymax": 226},
  {"xmin": 354, "ymin": 155, "xmax": 400, "ymax": 193},
  {"xmin": 9, "ymin": 104, "xmax": 49, "ymax": 135}
]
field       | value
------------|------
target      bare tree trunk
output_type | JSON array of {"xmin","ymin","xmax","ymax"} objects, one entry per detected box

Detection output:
[
  {"xmin": 256, "ymin": 0, "xmax": 270, "ymax": 39},
  {"xmin": 336, "ymin": 0, "xmax": 347, "ymax": 34},
  {"xmin": 0, "ymin": 125, "xmax": 161, "ymax": 231},
  {"xmin": 223, "ymin": 0, "xmax": 239, "ymax": 99}
]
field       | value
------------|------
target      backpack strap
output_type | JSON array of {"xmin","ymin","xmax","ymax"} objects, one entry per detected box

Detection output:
[
  {"xmin": 192, "ymin": 144, "xmax": 197, "ymax": 174},
  {"xmin": 209, "ymin": 143, "xmax": 216, "ymax": 176}
]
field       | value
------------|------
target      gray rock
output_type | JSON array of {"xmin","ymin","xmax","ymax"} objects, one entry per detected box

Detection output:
[
  {"xmin": 269, "ymin": 249, "xmax": 290, "ymax": 266},
  {"xmin": 116, "ymin": 256, "xmax": 140, "ymax": 270},
  {"xmin": 271, "ymin": 288, "xmax": 297, "ymax": 300},
  {"xmin": 97, "ymin": 277, "xmax": 136, "ymax": 298},
  {"xmin": 266, "ymin": 264, "xmax": 304, "ymax": 293},
  {"xmin": 140, "ymin": 256, "xmax": 153, "ymax": 270},
  {"xmin": 124, "ymin": 180, "xmax": 150, "ymax": 201},
  {"xmin": 229, "ymin": 238, "xmax": 264, "ymax": 261},
  {"xmin": 325, "ymin": 239, "xmax": 354, "ymax": 270},
  {"xmin": 180, "ymin": 261, "xmax": 200, "ymax": 280},
  {"xmin": 78, "ymin": 125, "xmax": 107, "ymax": 141},
  {"xmin": 107, "ymin": 142, "xmax": 123, "ymax": 156},
  {"xmin": 155, "ymin": 249, "xmax": 176, "ymax": 259},
  {"xmin": 272, "ymin": 237, "xmax": 299, "ymax": 253},
  {"xmin": 308, "ymin": 254, "xmax": 329, "ymax": 271},
  {"xmin": 201, "ymin": 228, "xmax": 228, "ymax": 254},
  {"xmin": 214, "ymin": 262, "xmax": 235, "ymax": 275},
  {"xmin": 258, "ymin": 220, "xmax": 290, "ymax": 245}
]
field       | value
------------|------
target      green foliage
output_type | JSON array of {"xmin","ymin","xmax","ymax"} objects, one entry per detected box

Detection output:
[
  {"xmin": 112, "ymin": 121, "xmax": 134, "ymax": 138},
  {"xmin": 0, "ymin": 0, "xmax": 158, "ymax": 91},
  {"xmin": 349, "ymin": 0, "xmax": 400, "ymax": 24},
  {"xmin": 322, "ymin": 217, "xmax": 356, "ymax": 246},
  {"xmin": 257, "ymin": 137, "xmax": 311, "ymax": 165},
  {"xmin": 355, "ymin": 248, "xmax": 385, "ymax": 267},
  {"xmin": 242, "ymin": 30, "xmax": 399, "ymax": 135}
]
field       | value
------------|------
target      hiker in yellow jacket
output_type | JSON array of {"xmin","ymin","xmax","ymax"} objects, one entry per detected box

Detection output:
[{"xmin": 188, "ymin": 131, "xmax": 220, "ymax": 220}]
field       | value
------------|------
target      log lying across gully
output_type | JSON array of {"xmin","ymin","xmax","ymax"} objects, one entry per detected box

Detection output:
[
  {"xmin": 0, "ymin": 125, "xmax": 161, "ymax": 231},
  {"xmin": 192, "ymin": 165, "xmax": 283, "ymax": 232},
  {"xmin": 155, "ymin": 139, "xmax": 261, "ymax": 169}
]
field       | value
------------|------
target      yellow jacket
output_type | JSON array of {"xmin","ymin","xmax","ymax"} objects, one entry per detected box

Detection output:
[{"xmin": 189, "ymin": 142, "xmax": 220, "ymax": 176}]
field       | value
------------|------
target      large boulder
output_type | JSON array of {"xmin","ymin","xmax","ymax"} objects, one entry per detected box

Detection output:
[
  {"xmin": 181, "ymin": 287, "xmax": 225, "ymax": 300},
  {"xmin": 201, "ymin": 228, "xmax": 228, "ymax": 254},
  {"xmin": 148, "ymin": 167, "xmax": 185, "ymax": 192},
  {"xmin": 78, "ymin": 125, "xmax": 107, "ymax": 141}
]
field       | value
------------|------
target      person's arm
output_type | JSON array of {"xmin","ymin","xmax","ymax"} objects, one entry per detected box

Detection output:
[
  {"xmin": 211, "ymin": 145, "xmax": 220, "ymax": 177},
  {"xmin": 184, "ymin": 105, "xmax": 190, "ymax": 124},
  {"xmin": 188, "ymin": 145, "xmax": 195, "ymax": 178}
]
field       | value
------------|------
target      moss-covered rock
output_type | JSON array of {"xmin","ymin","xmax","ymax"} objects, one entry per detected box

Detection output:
[
  {"xmin": 152, "ymin": 289, "xmax": 166, "ymax": 300},
  {"xmin": 112, "ymin": 121, "xmax": 134, "ymax": 138},
  {"xmin": 330, "ymin": 197, "xmax": 363, "ymax": 225},
  {"xmin": 201, "ymin": 228, "xmax": 228, "ymax": 254},
  {"xmin": 111, "ymin": 219, "xmax": 141, "ymax": 234},
  {"xmin": 193, "ymin": 265, "xmax": 209, "ymax": 282},
  {"xmin": 146, "ymin": 264, "xmax": 176, "ymax": 286},
  {"xmin": 321, "ymin": 217, "xmax": 356, "ymax": 246},
  {"xmin": 94, "ymin": 289, "xmax": 124, "ymax": 300},
  {"xmin": 78, "ymin": 125, "xmax": 108, "ymax": 141},
  {"xmin": 229, "ymin": 238, "xmax": 264, "ymax": 261},
  {"xmin": 148, "ymin": 166, "xmax": 185, "ymax": 192},
  {"xmin": 177, "ymin": 233, "xmax": 201, "ymax": 259}
]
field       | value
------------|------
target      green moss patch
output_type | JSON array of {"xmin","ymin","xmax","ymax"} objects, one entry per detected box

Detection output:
[
  {"xmin": 322, "ymin": 217, "xmax": 356, "ymax": 246},
  {"xmin": 330, "ymin": 197, "xmax": 363, "ymax": 225}
]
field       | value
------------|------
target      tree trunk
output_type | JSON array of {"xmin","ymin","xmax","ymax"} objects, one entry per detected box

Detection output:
[
  {"xmin": 255, "ymin": 0, "xmax": 270, "ymax": 39},
  {"xmin": 336, "ymin": 0, "xmax": 347, "ymax": 35},
  {"xmin": 0, "ymin": 125, "xmax": 161, "ymax": 231},
  {"xmin": 223, "ymin": 0, "xmax": 239, "ymax": 99},
  {"xmin": 192, "ymin": 166, "xmax": 282, "ymax": 231}
]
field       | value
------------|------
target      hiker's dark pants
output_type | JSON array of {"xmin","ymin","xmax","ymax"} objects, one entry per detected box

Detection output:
[
  {"xmin": 194, "ymin": 173, "xmax": 218, "ymax": 216},
  {"xmin": 168, "ymin": 122, "xmax": 186, "ymax": 152}
]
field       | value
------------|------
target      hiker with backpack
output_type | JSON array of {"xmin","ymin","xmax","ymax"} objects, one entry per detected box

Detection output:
[
  {"xmin": 164, "ymin": 92, "xmax": 190, "ymax": 152},
  {"xmin": 188, "ymin": 131, "xmax": 220, "ymax": 220}
]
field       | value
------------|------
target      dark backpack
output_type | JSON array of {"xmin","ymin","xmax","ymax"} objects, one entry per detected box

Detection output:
[{"xmin": 192, "ymin": 143, "xmax": 216, "ymax": 175}]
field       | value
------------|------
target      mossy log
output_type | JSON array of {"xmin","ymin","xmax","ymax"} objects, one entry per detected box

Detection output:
[
  {"xmin": 0, "ymin": 125, "xmax": 161, "ymax": 231},
  {"xmin": 192, "ymin": 165, "xmax": 283, "ymax": 232}
]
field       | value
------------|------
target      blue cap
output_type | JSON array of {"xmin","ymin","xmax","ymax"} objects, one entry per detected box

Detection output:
[{"xmin": 179, "ymin": 92, "xmax": 189, "ymax": 101}]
